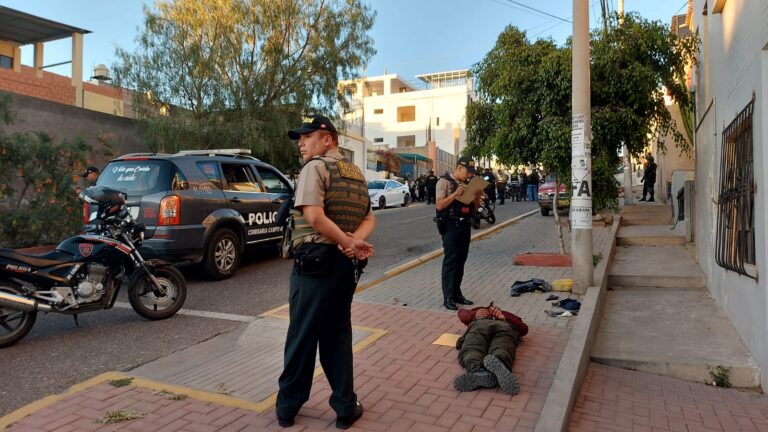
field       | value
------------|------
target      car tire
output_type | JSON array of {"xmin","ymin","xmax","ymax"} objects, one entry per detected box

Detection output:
[
  {"xmin": 203, "ymin": 228, "xmax": 241, "ymax": 280},
  {"xmin": 540, "ymin": 206, "xmax": 550, "ymax": 216},
  {"xmin": 401, "ymin": 194, "xmax": 410, "ymax": 207},
  {"xmin": 379, "ymin": 196, "xmax": 386, "ymax": 209}
]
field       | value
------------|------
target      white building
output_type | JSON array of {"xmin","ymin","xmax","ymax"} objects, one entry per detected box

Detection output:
[
  {"xmin": 339, "ymin": 70, "xmax": 473, "ymax": 176},
  {"xmin": 690, "ymin": 0, "xmax": 768, "ymax": 390}
]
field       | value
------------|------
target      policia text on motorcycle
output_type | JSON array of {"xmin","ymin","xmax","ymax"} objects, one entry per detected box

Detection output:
[
  {"xmin": 276, "ymin": 114, "xmax": 376, "ymax": 430},
  {"xmin": 435, "ymin": 156, "xmax": 484, "ymax": 311}
]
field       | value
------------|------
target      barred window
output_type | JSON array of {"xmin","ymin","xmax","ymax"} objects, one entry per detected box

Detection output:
[{"xmin": 715, "ymin": 96, "xmax": 756, "ymax": 278}]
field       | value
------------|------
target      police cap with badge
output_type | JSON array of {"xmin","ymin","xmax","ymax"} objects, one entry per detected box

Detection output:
[{"xmin": 288, "ymin": 114, "xmax": 338, "ymax": 139}]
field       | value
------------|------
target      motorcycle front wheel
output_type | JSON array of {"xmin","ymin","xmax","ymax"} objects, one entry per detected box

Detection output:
[
  {"xmin": 128, "ymin": 266, "xmax": 187, "ymax": 320},
  {"xmin": 0, "ymin": 281, "xmax": 37, "ymax": 348},
  {"xmin": 487, "ymin": 212, "xmax": 496, "ymax": 224}
]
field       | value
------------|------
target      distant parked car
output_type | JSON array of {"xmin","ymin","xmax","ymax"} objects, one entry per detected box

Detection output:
[
  {"xmin": 538, "ymin": 177, "xmax": 570, "ymax": 216},
  {"xmin": 368, "ymin": 179, "xmax": 411, "ymax": 209}
]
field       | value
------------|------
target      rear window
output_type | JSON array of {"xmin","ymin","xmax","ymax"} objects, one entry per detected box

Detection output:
[{"xmin": 99, "ymin": 160, "xmax": 171, "ymax": 195}]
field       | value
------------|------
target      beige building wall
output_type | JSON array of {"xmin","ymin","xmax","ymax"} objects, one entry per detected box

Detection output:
[
  {"xmin": 691, "ymin": 0, "xmax": 768, "ymax": 391},
  {"xmin": 83, "ymin": 90, "xmax": 124, "ymax": 116}
]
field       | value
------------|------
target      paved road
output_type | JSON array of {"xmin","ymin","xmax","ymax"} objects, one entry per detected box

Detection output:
[{"xmin": 0, "ymin": 199, "xmax": 537, "ymax": 415}]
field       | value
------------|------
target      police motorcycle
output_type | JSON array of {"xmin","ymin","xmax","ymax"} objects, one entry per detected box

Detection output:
[
  {"xmin": 0, "ymin": 186, "xmax": 187, "ymax": 348},
  {"xmin": 471, "ymin": 195, "xmax": 496, "ymax": 229}
]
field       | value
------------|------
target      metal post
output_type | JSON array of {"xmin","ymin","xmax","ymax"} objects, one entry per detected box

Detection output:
[{"xmin": 571, "ymin": 0, "xmax": 593, "ymax": 294}]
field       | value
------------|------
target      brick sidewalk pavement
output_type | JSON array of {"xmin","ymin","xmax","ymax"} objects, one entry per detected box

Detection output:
[
  {"xmin": 6, "ymin": 302, "xmax": 568, "ymax": 432},
  {"xmin": 568, "ymin": 363, "xmax": 768, "ymax": 432},
  {"xmin": 2, "ymin": 212, "xmax": 614, "ymax": 431}
]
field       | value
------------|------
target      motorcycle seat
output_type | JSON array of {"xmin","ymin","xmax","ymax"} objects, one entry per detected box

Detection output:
[{"xmin": 0, "ymin": 248, "xmax": 73, "ymax": 268}]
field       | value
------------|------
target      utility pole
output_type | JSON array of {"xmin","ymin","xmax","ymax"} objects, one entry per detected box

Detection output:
[{"xmin": 571, "ymin": 0, "xmax": 593, "ymax": 294}]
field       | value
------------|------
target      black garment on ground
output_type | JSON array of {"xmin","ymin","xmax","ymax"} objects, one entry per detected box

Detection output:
[
  {"xmin": 277, "ymin": 246, "xmax": 359, "ymax": 420},
  {"xmin": 510, "ymin": 278, "xmax": 552, "ymax": 296},
  {"xmin": 456, "ymin": 319, "xmax": 520, "ymax": 372}
]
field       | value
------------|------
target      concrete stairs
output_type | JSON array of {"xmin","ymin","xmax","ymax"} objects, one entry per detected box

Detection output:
[{"xmin": 593, "ymin": 202, "xmax": 761, "ymax": 388}]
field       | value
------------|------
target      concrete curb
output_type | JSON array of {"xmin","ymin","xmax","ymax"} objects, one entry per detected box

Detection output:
[
  {"xmin": 355, "ymin": 209, "xmax": 539, "ymax": 293},
  {"xmin": 534, "ymin": 215, "xmax": 621, "ymax": 432}
]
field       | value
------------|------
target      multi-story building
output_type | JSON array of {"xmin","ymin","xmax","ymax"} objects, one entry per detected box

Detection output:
[
  {"xmin": 339, "ymin": 70, "xmax": 473, "ymax": 178},
  {"xmin": 689, "ymin": 0, "xmax": 768, "ymax": 390}
]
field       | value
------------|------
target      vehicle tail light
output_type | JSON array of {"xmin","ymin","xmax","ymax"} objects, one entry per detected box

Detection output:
[
  {"xmin": 83, "ymin": 202, "xmax": 90, "ymax": 223},
  {"xmin": 158, "ymin": 195, "xmax": 180, "ymax": 225}
]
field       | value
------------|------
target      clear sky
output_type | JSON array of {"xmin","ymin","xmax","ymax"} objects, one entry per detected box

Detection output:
[{"xmin": 3, "ymin": 0, "xmax": 689, "ymax": 88}]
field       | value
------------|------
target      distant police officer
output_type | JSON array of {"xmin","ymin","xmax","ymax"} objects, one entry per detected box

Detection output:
[
  {"xmin": 277, "ymin": 114, "xmax": 376, "ymax": 429},
  {"xmin": 435, "ymin": 157, "xmax": 483, "ymax": 310},
  {"xmin": 426, "ymin": 170, "xmax": 439, "ymax": 204}
]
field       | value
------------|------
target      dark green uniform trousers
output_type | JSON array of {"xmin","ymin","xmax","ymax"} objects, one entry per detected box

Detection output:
[
  {"xmin": 441, "ymin": 219, "xmax": 471, "ymax": 302},
  {"xmin": 457, "ymin": 319, "xmax": 521, "ymax": 372},
  {"xmin": 276, "ymin": 246, "xmax": 358, "ymax": 419}
]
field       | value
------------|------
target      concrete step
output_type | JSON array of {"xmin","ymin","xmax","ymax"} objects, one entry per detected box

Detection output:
[
  {"xmin": 616, "ymin": 225, "xmax": 685, "ymax": 246},
  {"xmin": 621, "ymin": 203, "xmax": 673, "ymax": 225},
  {"xmin": 608, "ymin": 245, "xmax": 706, "ymax": 289},
  {"xmin": 592, "ymin": 289, "xmax": 761, "ymax": 389}
]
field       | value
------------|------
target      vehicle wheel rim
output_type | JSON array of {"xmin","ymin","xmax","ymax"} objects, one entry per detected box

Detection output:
[
  {"xmin": 215, "ymin": 238, "xmax": 236, "ymax": 271},
  {"xmin": 140, "ymin": 277, "xmax": 178, "ymax": 310},
  {"xmin": 0, "ymin": 289, "xmax": 26, "ymax": 335}
]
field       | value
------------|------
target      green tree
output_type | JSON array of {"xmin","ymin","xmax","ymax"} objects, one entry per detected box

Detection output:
[
  {"xmin": 113, "ymin": 0, "xmax": 376, "ymax": 172},
  {"xmin": 0, "ymin": 93, "xmax": 112, "ymax": 248},
  {"xmin": 467, "ymin": 12, "xmax": 698, "ymax": 210}
]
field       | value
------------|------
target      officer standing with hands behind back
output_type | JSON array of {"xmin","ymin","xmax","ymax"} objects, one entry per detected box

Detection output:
[
  {"xmin": 435, "ymin": 157, "xmax": 483, "ymax": 310},
  {"xmin": 276, "ymin": 114, "xmax": 375, "ymax": 429}
]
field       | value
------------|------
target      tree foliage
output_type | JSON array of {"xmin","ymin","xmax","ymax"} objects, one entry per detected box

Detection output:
[
  {"xmin": 466, "ymin": 12, "xmax": 698, "ymax": 209},
  {"xmin": 0, "ymin": 93, "xmax": 113, "ymax": 248},
  {"xmin": 113, "ymin": 0, "xmax": 376, "ymax": 172}
]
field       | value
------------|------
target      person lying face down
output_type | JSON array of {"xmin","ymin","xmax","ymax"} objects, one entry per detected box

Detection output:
[{"xmin": 453, "ymin": 303, "xmax": 528, "ymax": 395}]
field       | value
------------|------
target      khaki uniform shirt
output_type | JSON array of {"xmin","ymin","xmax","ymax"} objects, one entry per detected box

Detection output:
[
  {"xmin": 291, "ymin": 148, "xmax": 370, "ymax": 246},
  {"xmin": 436, "ymin": 174, "xmax": 460, "ymax": 201}
]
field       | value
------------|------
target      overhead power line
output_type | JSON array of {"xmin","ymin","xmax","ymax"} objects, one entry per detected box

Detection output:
[{"xmin": 500, "ymin": 0, "xmax": 572, "ymax": 23}]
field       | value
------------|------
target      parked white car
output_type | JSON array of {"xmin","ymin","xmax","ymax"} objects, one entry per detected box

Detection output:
[{"xmin": 368, "ymin": 179, "xmax": 411, "ymax": 209}]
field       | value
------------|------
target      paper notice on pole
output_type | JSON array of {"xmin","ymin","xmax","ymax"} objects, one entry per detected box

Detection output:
[
  {"xmin": 572, "ymin": 114, "xmax": 585, "ymax": 156},
  {"xmin": 570, "ymin": 198, "xmax": 592, "ymax": 229}
]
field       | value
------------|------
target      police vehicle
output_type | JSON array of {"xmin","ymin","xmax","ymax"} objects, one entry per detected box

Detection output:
[{"xmin": 90, "ymin": 149, "xmax": 293, "ymax": 279}]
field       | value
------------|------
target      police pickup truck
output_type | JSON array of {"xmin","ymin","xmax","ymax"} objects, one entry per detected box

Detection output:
[{"xmin": 91, "ymin": 149, "xmax": 293, "ymax": 279}]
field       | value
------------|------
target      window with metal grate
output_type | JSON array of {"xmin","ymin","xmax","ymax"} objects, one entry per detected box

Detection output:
[{"xmin": 715, "ymin": 95, "xmax": 756, "ymax": 278}]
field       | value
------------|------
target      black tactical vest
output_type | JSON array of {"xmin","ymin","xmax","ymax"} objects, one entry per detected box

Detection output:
[{"xmin": 437, "ymin": 175, "xmax": 473, "ymax": 219}]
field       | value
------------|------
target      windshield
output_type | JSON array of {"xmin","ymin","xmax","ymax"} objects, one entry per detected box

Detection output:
[
  {"xmin": 367, "ymin": 180, "xmax": 386, "ymax": 190},
  {"xmin": 98, "ymin": 160, "xmax": 170, "ymax": 195}
]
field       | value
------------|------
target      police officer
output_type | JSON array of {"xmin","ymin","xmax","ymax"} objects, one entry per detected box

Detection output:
[
  {"xmin": 426, "ymin": 170, "xmax": 439, "ymax": 204},
  {"xmin": 640, "ymin": 154, "xmax": 657, "ymax": 202},
  {"xmin": 497, "ymin": 170, "xmax": 508, "ymax": 205},
  {"xmin": 436, "ymin": 157, "xmax": 483, "ymax": 310},
  {"xmin": 277, "ymin": 114, "xmax": 375, "ymax": 429},
  {"xmin": 482, "ymin": 167, "xmax": 497, "ymax": 204}
]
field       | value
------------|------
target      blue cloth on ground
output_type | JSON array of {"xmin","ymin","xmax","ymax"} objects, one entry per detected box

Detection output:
[
  {"xmin": 555, "ymin": 299, "xmax": 581, "ymax": 311},
  {"xmin": 510, "ymin": 278, "xmax": 552, "ymax": 297}
]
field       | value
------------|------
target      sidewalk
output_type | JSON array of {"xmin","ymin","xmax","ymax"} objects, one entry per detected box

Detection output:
[{"xmin": 0, "ymin": 213, "xmax": 613, "ymax": 431}]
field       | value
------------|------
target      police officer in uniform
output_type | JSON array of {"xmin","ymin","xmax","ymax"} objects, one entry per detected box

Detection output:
[
  {"xmin": 426, "ymin": 170, "xmax": 439, "ymax": 204},
  {"xmin": 277, "ymin": 115, "xmax": 376, "ymax": 429},
  {"xmin": 436, "ymin": 157, "xmax": 483, "ymax": 310}
]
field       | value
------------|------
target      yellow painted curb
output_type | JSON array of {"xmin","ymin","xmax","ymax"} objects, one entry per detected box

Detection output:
[
  {"xmin": 0, "ymin": 319, "xmax": 389, "ymax": 428},
  {"xmin": 356, "ymin": 209, "xmax": 538, "ymax": 294}
]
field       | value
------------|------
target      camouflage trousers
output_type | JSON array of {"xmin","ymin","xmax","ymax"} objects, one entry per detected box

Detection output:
[{"xmin": 457, "ymin": 319, "xmax": 520, "ymax": 372}]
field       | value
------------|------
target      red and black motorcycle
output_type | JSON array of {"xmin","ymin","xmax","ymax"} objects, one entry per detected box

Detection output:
[{"xmin": 0, "ymin": 187, "xmax": 187, "ymax": 347}]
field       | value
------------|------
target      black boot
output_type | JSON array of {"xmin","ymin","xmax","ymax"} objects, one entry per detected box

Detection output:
[{"xmin": 444, "ymin": 299, "xmax": 458, "ymax": 310}]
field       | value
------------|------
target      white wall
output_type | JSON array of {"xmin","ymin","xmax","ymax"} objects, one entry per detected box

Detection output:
[
  {"xmin": 342, "ymin": 75, "xmax": 470, "ymax": 157},
  {"xmin": 692, "ymin": 0, "xmax": 768, "ymax": 390}
]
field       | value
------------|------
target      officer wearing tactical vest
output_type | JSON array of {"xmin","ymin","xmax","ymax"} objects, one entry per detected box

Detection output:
[
  {"xmin": 436, "ymin": 156, "xmax": 483, "ymax": 310},
  {"xmin": 277, "ymin": 114, "xmax": 376, "ymax": 429}
]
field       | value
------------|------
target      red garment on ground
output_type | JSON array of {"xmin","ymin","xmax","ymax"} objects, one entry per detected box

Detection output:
[{"xmin": 457, "ymin": 307, "xmax": 528, "ymax": 337}]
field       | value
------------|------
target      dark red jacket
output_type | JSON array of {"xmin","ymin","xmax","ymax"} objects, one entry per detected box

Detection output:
[{"xmin": 457, "ymin": 307, "xmax": 528, "ymax": 337}]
